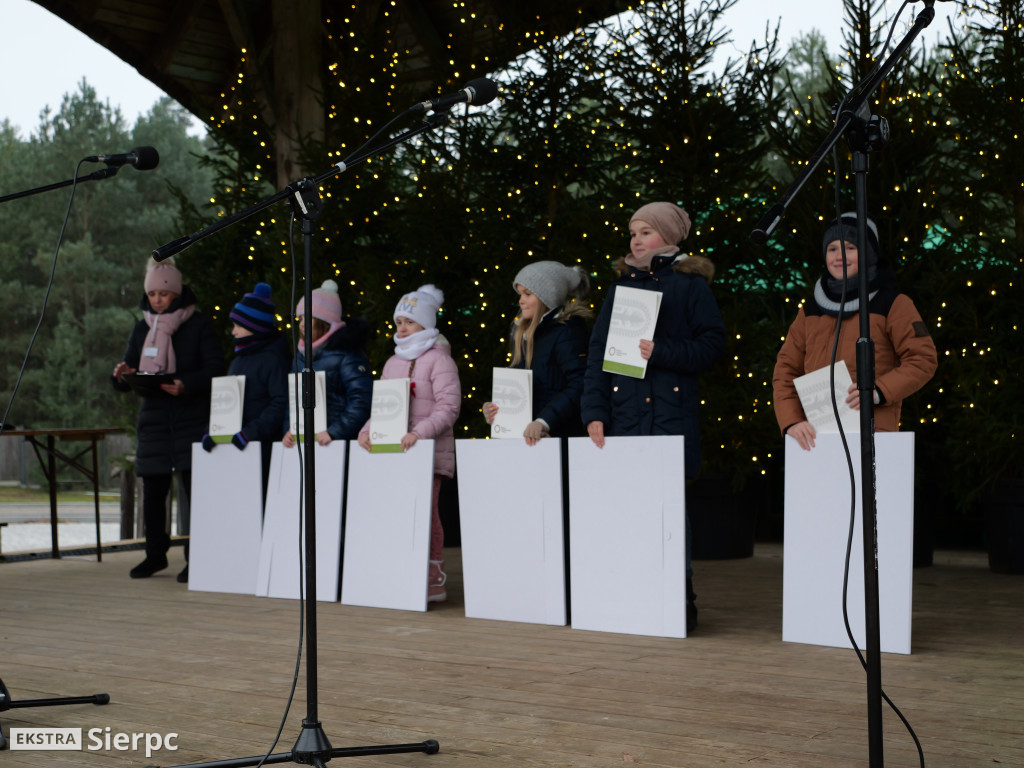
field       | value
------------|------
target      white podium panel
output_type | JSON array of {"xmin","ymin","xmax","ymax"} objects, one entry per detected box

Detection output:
[
  {"xmin": 256, "ymin": 441, "xmax": 346, "ymax": 602},
  {"xmin": 568, "ymin": 436, "xmax": 687, "ymax": 638},
  {"xmin": 783, "ymin": 432, "xmax": 915, "ymax": 654},
  {"xmin": 456, "ymin": 439, "xmax": 566, "ymax": 625},
  {"xmin": 189, "ymin": 442, "xmax": 264, "ymax": 594},
  {"xmin": 342, "ymin": 440, "xmax": 434, "ymax": 612}
]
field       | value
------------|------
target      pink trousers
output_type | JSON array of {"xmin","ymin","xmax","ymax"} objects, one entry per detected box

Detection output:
[{"xmin": 430, "ymin": 475, "xmax": 445, "ymax": 562}]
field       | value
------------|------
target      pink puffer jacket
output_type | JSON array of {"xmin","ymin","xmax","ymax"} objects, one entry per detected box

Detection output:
[{"xmin": 362, "ymin": 340, "xmax": 461, "ymax": 477}]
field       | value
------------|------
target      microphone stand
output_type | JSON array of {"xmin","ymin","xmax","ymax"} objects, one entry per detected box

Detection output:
[
  {"xmin": 0, "ymin": 164, "xmax": 129, "ymax": 747},
  {"xmin": 751, "ymin": 4, "xmax": 937, "ymax": 767},
  {"xmin": 0, "ymin": 679, "xmax": 109, "ymax": 751},
  {"xmin": 149, "ymin": 111, "xmax": 452, "ymax": 768},
  {"xmin": 0, "ymin": 166, "xmax": 123, "ymax": 205}
]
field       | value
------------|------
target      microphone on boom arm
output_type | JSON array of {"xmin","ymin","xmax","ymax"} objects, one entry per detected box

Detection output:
[
  {"xmin": 83, "ymin": 146, "xmax": 160, "ymax": 170},
  {"xmin": 410, "ymin": 78, "xmax": 498, "ymax": 114}
]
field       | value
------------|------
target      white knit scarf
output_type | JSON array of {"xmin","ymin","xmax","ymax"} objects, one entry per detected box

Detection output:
[{"xmin": 394, "ymin": 328, "xmax": 439, "ymax": 361}]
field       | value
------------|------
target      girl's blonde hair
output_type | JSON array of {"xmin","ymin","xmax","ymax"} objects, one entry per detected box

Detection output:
[{"xmin": 511, "ymin": 271, "xmax": 592, "ymax": 368}]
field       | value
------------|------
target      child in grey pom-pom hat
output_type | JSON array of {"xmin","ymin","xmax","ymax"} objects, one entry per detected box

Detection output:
[{"xmin": 482, "ymin": 261, "xmax": 592, "ymax": 443}]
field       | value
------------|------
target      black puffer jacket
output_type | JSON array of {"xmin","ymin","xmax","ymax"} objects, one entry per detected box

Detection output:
[
  {"xmin": 512, "ymin": 312, "xmax": 589, "ymax": 437},
  {"xmin": 113, "ymin": 287, "xmax": 225, "ymax": 476}
]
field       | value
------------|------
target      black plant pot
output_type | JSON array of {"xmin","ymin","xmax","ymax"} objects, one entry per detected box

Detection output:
[
  {"xmin": 985, "ymin": 478, "xmax": 1024, "ymax": 574},
  {"xmin": 688, "ymin": 475, "xmax": 759, "ymax": 560}
]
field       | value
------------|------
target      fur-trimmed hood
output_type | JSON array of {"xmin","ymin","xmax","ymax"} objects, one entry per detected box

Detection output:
[{"xmin": 613, "ymin": 253, "xmax": 715, "ymax": 284}]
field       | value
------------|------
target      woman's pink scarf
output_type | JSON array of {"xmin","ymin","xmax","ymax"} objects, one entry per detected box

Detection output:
[{"xmin": 138, "ymin": 306, "xmax": 195, "ymax": 373}]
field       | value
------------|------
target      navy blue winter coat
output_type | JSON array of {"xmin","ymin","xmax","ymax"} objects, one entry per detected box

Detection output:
[
  {"xmin": 580, "ymin": 253, "xmax": 725, "ymax": 477},
  {"xmin": 285, "ymin": 317, "xmax": 373, "ymax": 440},
  {"xmin": 113, "ymin": 287, "xmax": 225, "ymax": 476},
  {"xmin": 227, "ymin": 332, "xmax": 291, "ymax": 443},
  {"xmin": 512, "ymin": 312, "xmax": 589, "ymax": 437}
]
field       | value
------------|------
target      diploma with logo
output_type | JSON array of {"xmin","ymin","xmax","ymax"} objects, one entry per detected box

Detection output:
[
  {"xmin": 491, "ymin": 368, "xmax": 533, "ymax": 439},
  {"xmin": 369, "ymin": 378, "xmax": 411, "ymax": 453},
  {"xmin": 209, "ymin": 375, "xmax": 246, "ymax": 442},
  {"xmin": 287, "ymin": 371, "xmax": 327, "ymax": 438},
  {"xmin": 602, "ymin": 286, "xmax": 662, "ymax": 378},
  {"xmin": 793, "ymin": 361, "xmax": 859, "ymax": 434}
]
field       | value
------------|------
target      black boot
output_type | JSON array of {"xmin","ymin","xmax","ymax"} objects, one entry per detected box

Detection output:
[
  {"xmin": 130, "ymin": 554, "xmax": 168, "ymax": 579},
  {"xmin": 176, "ymin": 565, "xmax": 189, "ymax": 584},
  {"xmin": 686, "ymin": 578, "xmax": 698, "ymax": 633}
]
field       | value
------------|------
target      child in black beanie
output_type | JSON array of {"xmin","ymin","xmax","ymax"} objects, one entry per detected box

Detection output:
[{"xmin": 773, "ymin": 212, "xmax": 938, "ymax": 451}]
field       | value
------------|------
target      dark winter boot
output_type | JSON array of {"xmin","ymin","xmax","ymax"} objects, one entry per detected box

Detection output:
[{"xmin": 686, "ymin": 578, "xmax": 698, "ymax": 633}]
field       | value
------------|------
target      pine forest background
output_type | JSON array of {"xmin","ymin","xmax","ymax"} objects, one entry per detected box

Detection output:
[{"xmin": 1, "ymin": 0, "xmax": 1020, "ymax": 548}]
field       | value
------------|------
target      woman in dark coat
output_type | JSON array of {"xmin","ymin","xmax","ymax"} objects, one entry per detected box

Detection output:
[{"xmin": 112, "ymin": 260, "xmax": 223, "ymax": 581}]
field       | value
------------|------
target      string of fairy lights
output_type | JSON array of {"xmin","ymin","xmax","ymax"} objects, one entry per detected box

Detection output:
[{"xmin": 197, "ymin": 1, "xmax": 1018, "ymax": 473}]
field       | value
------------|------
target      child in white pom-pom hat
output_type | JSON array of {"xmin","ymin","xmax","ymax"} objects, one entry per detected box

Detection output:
[{"xmin": 358, "ymin": 284, "xmax": 461, "ymax": 603}]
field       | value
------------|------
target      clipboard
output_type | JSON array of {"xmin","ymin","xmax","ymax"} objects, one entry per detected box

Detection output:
[{"xmin": 122, "ymin": 372, "xmax": 175, "ymax": 395}]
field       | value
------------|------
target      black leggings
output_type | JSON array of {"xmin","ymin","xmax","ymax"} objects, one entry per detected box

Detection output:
[{"xmin": 141, "ymin": 472, "xmax": 191, "ymax": 559}]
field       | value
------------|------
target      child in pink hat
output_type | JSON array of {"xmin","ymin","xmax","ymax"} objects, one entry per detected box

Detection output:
[{"xmin": 282, "ymin": 279, "xmax": 373, "ymax": 446}]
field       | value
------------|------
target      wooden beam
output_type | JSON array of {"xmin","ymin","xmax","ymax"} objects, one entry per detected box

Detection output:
[
  {"xmin": 152, "ymin": 0, "xmax": 204, "ymax": 73},
  {"xmin": 271, "ymin": 0, "xmax": 324, "ymax": 187}
]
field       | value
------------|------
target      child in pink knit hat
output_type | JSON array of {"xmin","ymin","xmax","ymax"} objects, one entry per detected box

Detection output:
[{"xmin": 282, "ymin": 279, "xmax": 373, "ymax": 447}]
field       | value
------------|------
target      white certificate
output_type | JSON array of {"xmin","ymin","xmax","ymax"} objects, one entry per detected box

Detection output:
[
  {"xmin": 208, "ymin": 375, "xmax": 246, "ymax": 442},
  {"xmin": 369, "ymin": 378, "xmax": 410, "ymax": 453},
  {"xmin": 602, "ymin": 286, "xmax": 662, "ymax": 378},
  {"xmin": 287, "ymin": 370, "xmax": 327, "ymax": 438},
  {"xmin": 491, "ymin": 368, "xmax": 533, "ymax": 439},
  {"xmin": 793, "ymin": 361, "xmax": 860, "ymax": 434}
]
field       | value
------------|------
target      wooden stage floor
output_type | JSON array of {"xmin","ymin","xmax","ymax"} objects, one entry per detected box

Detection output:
[{"xmin": 2, "ymin": 543, "xmax": 1021, "ymax": 767}]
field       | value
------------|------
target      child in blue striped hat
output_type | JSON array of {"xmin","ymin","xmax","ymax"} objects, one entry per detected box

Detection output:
[{"xmin": 202, "ymin": 283, "xmax": 291, "ymax": 500}]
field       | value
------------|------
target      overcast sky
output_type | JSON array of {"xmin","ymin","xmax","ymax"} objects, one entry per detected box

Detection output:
[{"xmin": 2, "ymin": 0, "xmax": 963, "ymax": 141}]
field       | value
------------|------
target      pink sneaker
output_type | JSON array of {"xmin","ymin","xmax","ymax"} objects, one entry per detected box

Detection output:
[{"xmin": 428, "ymin": 560, "xmax": 447, "ymax": 603}]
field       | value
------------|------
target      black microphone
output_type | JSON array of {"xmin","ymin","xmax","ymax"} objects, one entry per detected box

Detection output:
[
  {"xmin": 411, "ymin": 78, "xmax": 498, "ymax": 114},
  {"xmin": 83, "ymin": 146, "xmax": 160, "ymax": 171}
]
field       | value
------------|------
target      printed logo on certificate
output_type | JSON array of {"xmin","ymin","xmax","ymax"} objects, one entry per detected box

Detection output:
[
  {"xmin": 491, "ymin": 368, "xmax": 533, "ymax": 439},
  {"xmin": 209, "ymin": 375, "xmax": 246, "ymax": 443},
  {"xmin": 602, "ymin": 286, "xmax": 662, "ymax": 378},
  {"xmin": 793, "ymin": 361, "xmax": 860, "ymax": 434},
  {"xmin": 287, "ymin": 371, "xmax": 328, "ymax": 438},
  {"xmin": 369, "ymin": 378, "xmax": 410, "ymax": 453}
]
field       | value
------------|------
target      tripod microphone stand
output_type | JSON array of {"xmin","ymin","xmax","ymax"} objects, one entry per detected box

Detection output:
[
  {"xmin": 0, "ymin": 678, "xmax": 110, "ymax": 751},
  {"xmin": 0, "ymin": 156, "xmax": 146, "ymax": 751},
  {"xmin": 149, "ymin": 112, "xmax": 454, "ymax": 768},
  {"xmin": 751, "ymin": 4, "xmax": 938, "ymax": 766}
]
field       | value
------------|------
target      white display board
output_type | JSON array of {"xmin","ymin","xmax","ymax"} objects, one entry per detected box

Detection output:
[
  {"xmin": 188, "ymin": 442, "xmax": 264, "ymax": 594},
  {"xmin": 568, "ymin": 435, "xmax": 687, "ymax": 638},
  {"xmin": 456, "ymin": 438, "xmax": 566, "ymax": 625},
  {"xmin": 341, "ymin": 440, "xmax": 435, "ymax": 612},
  {"xmin": 782, "ymin": 432, "xmax": 915, "ymax": 655},
  {"xmin": 256, "ymin": 441, "xmax": 346, "ymax": 602}
]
